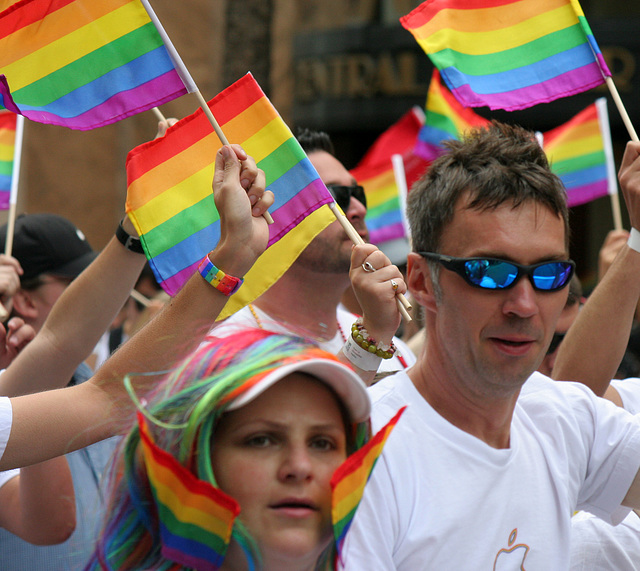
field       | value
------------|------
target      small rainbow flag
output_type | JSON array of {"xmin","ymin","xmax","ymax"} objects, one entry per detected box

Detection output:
[
  {"xmin": 126, "ymin": 72, "xmax": 336, "ymax": 319},
  {"xmin": 401, "ymin": 0, "xmax": 611, "ymax": 112},
  {"xmin": 416, "ymin": 69, "xmax": 490, "ymax": 160},
  {"xmin": 542, "ymin": 98, "xmax": 617, "ymax": 207},
  {"xmin": 0, "ymin": 0, "xmax": 191, "ymax": 130},
  {"xmin": 351, "ymin": 108, "xmax": 428, "ymax": 245},
  {"xmin": 331, "ymin": 406, "xmax": 406, "ymax": 564},
  {"xmin": 0, "ymin": 111, "xmax": 16, "ymax": 209},
  {"xmin": 138, "ymin": 413, "xmax": 240, "ymax": 571}
]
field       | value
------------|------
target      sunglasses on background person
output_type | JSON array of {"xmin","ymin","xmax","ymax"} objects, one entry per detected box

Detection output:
[
  {"xmin": 327, "ymin": 184, "xmax": 367, "ymax": 212},
  {"xmin": 418, "ymin": 252, "xmax": 575, "ymax": 292}
]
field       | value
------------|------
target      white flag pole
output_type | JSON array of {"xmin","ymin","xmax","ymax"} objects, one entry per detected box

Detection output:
[{"xmin": 595, "ymin": 96, "xmax": 623, "ymax": 231}]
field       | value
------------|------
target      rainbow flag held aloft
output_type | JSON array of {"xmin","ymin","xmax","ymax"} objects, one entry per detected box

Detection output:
[
  {"xmin": 351, "ymin": 108, "xmax": 429, "ymax": 245},
  {"xmin": 138, "ymin": 413, "xmax": 240, "ymax": 571},
  {"xmin": 416, "ymin": 69, "xmax": 490, "ymax": 160},
  {"xmin": 331, "ymin": 406, "xmax": 406, "ymax": 565},
  {"xmin": 126, "ymin": 72, "xmax": 336, "ymax": 319},
  {"xmin": 0, "ymin": 111, "xmax": 16, "ymax": 209},
  {"xmin": 401, "ymin": 0, "xmax": 611, "ymax": 112},
  {"xmin": 0, "ymin": 0, "xmax": 191, "ymax": 130},
  {"xmin": 542, "ymin": 97, "xmax": 617, "ymax": 208}
]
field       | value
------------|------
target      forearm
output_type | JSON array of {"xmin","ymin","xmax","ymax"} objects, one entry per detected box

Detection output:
[
  {"xmin": 0, "ymin": 457, "xmax": 75, "ymax": 544},
  {"xmin": 0, "ymin": 237, "xmax": 146, "ymax": 396},
  {"xmin": 553, "ymin": 245, "xmax": 640, "ymax": 394}
]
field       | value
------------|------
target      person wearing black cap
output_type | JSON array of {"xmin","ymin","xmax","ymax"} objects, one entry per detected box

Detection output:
[{"xmin": 0, "ymin": 213, "xmax": 97, "ymax": 332}]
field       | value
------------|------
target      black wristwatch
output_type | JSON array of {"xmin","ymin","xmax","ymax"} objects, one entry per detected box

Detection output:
[{"xmin": 115, "ymin": 220, "xmax": 144, "ymax": 254}]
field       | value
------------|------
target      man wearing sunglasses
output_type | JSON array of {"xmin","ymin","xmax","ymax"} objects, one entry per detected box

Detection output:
[
  {"xmin": 211, "ymin": 128, "xmax": 415, "ymax": 379},
  {"xmin": 340, "ymin": 122, "xmax": 640, "ymax": 569}
]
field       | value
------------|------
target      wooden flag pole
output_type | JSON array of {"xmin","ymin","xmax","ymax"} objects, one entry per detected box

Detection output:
[{"xmin": 328, "ymin": 202, "xmax": 412, "ymax": 322}]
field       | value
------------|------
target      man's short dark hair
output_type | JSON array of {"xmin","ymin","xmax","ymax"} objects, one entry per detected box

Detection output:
[
  {"xmin": 407, "ymin": 121, "xmax": 570, "ymax": 254},
  {"xmin": 296, "ymin": 127, "xmax": 335, "ymax": 156}
]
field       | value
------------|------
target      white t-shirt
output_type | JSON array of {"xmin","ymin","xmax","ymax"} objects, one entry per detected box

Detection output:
[
  {"xmin": 569, "ymin": 376, "xmax": 640, "ymax": 571},
  {"xmin": 209, "ymin": 304, "xmax": 416, "ymax": 374},
  {"xmin": 0, "ymin": 397, "xmax": 11, "ymax": 464},
  {"xmin": 341, "ymin": 372, "xmax": 640, "ymax": 570},
  {"xmin": 611, "ymin": 377, "xmax": 640, "ymax": 413}
]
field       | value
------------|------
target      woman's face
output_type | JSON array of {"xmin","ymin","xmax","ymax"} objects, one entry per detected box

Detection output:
[{"xmin": 212, "ymin": 373, "xmax": 348, "ymax": 570}]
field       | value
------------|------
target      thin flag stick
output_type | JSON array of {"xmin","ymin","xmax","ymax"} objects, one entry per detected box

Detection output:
[
  {"xmin": 5, "ymin": 114, "xmax": 24, "ymax": 258},
  {"xmin": 596, "ymin": 96, "xmax": 623, "ymax": 230},
  {"xmin": 328, "ymin": 202, "xmax": 412, "ymax": 322},
  {"xmin": 0, "ymin": 114, "xmax": 25, "ymax": 320},
  {"xmin": 391, "ymin": 154, "xmax": 411, "ymax": 244},
  {"xmin": 151, "ymin": 107, "xmax": 167, "ymax": 123}
]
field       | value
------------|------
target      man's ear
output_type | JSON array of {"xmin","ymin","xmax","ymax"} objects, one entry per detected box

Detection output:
[
  {"xmin": 11, "ymin": 290, "xmax": 38, "ymax": 321},
  {"xmin": 407, "ymin": 253, "xmax": 438, "ymax": 314}
]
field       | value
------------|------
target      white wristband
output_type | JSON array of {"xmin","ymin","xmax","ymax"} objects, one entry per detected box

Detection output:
[
  {"xmin": 628, "ymin": 228, "xmax": 640, "ymax": 254},
  {"xmin": 342, "ymin": 336, "xmax": 383, "ymax": 372}
]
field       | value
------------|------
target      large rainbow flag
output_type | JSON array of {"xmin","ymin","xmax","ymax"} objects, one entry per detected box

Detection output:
[
  {"xmin": 331, "ymin": 406, "xmax": 406, "ymax": 566},
  {"xmin": 351, "ymin": 108, "xmax": 429, "ymax": 245},
  {"xmin": 0, "ymin": 111, "xmax": 16, "ymax": 209},
  {"xmin": 416, "ymin": 69, "xmax": 490, "ymax": 160},
  {"xmin": 138, "ymin": 414, "xmax": 240, "ymax": 571},
  {"xmin": 542, "ymin": 97, "xmax": 617, "ymax": 207},
  {"xmin": 401, "ymin": 0, "xmax": 611, "ymax": 112},
  {"xmin": 0, "ymin": 0, "xmax": 191, "ymax": 130},
  {"xmin": 126, "ymin": 73, "xmax": 336, "ymax": 319}
]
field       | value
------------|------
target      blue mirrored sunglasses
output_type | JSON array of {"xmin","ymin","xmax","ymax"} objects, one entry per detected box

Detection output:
[
  {"xmin": 418, "ymin": 252, "xmax": 575, "ymax": 292},
  {"xmin": 327, "ymin": 184, "xmax": 367, "ymax": 212}
]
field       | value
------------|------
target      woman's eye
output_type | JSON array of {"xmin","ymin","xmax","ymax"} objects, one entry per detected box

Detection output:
[
  {"xmin": 310, "ymin": 437, "xmax": 336, "ymax": 451},
  {"xmin": 245, "ymin": 435, "xmax": 273, "ymax": 448}
]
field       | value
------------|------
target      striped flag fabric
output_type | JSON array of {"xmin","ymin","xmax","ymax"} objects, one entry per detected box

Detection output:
[
  {"xmin": 416, "ymin": 69, "xmax": 490, "ymax": 160},
  {"xmin": 401, "ymin": 0, "xmax": 611, "ymax": 112},
  {"xmin": 543, "ymin": 97, "xmax": 617, "ymax": 207},
  {"xmin": 351, "ymin": 108, "xmax": 428, "ymax": 245},
  {"xmin": 126, "ymin": 72, "xmax": 336, "ymax": 319},
  {"xmin": 0, "ymin": 0, "xmax": 191, "ymax": 130},
  {"xmin": 138, "ymin": 413, "xmax": 240, "ymax": 571},
  {"xmin": 331, "ymin": 406, "xmax": 406, "ymax": 565},
  {"xmin": 0, "ymin": 111, "xmax": 16, "ymax": 209}
]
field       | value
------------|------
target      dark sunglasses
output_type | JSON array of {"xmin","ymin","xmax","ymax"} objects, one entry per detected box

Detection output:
[
  {"xmin": 546, "ymin": 332, "xmax": 566, "ymax": 355},
  {"xmin": 418, "ymin": 252, "xmax": 575, "ymax": 292},
  {"xmin": 327, "ymin": 184, "xmax": 367, "ymax": 212}
]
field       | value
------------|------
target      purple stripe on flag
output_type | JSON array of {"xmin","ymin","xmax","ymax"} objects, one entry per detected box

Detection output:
[
  {"xmin": 450, "ymin": 63, "xmax": 605, "ymax": 111},
  {"xmin": 567, "ymin": 181, "xmax": 609, "ymax": 208},
  {"xmin": 0, "ymin": 76, "xmax": 21, "ymax": 114},
  {"xmin": 414, "ymin": 139, "xmax": 442, "ymax": 161},
  {"xmin": 267, "ymin": 180, "xmax": 333, "ymax": 246},
  {"xmin": 370, "ymin": 222, "xmax": 405, "ymax": 244},
  {"xmin": 159, "ymin": 259, "xmax": 200, "ymax": 297},
  {"xmin": 11, "ymin": 72, "xmax": 186, "ymax": 130},
  {"xmin": 161, "ymin": 545, "xmax": 219, "ymax": 571}
]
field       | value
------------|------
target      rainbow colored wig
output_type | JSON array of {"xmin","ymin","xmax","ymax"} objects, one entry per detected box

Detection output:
[{"xmin": 86, "ymin": 329, "xmax": 372, "ymax": 571}]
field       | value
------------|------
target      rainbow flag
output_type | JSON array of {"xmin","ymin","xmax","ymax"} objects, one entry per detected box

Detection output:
[
  {"xmin": 0, "ymin": 0, "xmax": 191, "ymax": 130},
  {"xmin": 542, "ymin": 98, "xmax": 617, "ymax": 207},
  {"xmin": 416, "ymin": 69, "xmax": 490, "ymax": 160},
  {"xmin": 331, "ymin": 406, "xmax": 406, "ymax": 564},
  {"xmin": 401, "ymin": 0, "xmax": 611, "ymax": 112},
  {"xmin": 138, "ymin": 413, "xmax": 240, "ymax": 571},
  {"xmin": 0, "ymin": 111, "xmax": 16, "ymax": 209},
  {"xmin": 351, "ymin": 108, "xmax": 429, "ymax": 245},
  {"xmin": 126, "ymin": 73, "xmax": 336, "ymax": 319}
]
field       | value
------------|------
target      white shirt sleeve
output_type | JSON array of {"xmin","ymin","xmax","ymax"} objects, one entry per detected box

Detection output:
[
  {"xmin": 611, "ymin": 378, "xmax": 640, "ymax": 415},
  {"xmin": 0, "ymin": 396, "xmax": 12, "ymax": 462}
]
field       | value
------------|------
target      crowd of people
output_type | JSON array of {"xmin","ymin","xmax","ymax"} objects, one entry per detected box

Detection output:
[{"xmin": 0, "ymin": 117, "xmax": 638, "ymax": 570}]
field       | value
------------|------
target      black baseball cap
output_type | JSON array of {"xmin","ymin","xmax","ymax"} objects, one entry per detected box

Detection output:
[{"xmin": 0, "ymin": 213, "xmax": 97, "ymax": 282}]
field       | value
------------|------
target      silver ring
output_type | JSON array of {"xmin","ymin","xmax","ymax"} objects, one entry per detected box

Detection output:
[
  {"xmin": 362, "ymin": 261, "xmax": 376, "ymax": 273},
  {"xmin": 391, "ymin": 279, "xmax": 398, "ymax": 291}
]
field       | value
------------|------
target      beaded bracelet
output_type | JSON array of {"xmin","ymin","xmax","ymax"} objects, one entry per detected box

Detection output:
[{"xmin": 351, "ymin": 317, "xmax": 396, "ymax": 360}]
